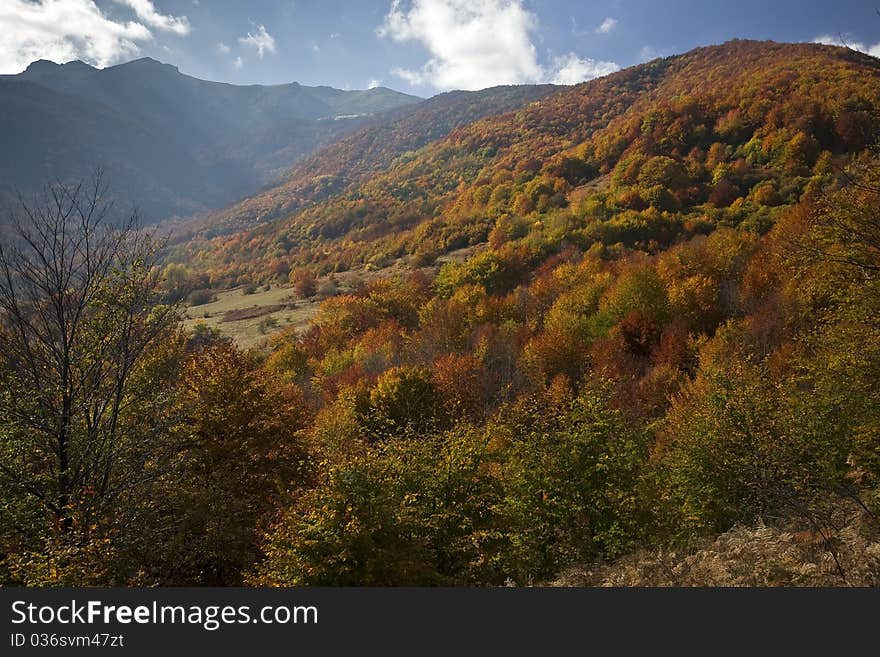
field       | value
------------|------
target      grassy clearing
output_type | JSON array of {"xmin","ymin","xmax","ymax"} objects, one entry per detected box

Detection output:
[
  {"xmin": 182, "ymin": 285, "xmax": 321, "ymax": 349},
  {"xmin": 179, "ymin": 250, "xmax": 475, "ymax": 348},
  {"xmin": 434, "ymin": 244, "xmax": 482, "ymax": 265},
  {"xmin": 179, "ymin": 264, "xmax": 406, "ymax": 348},
  {"xmin": 567, "ymin": 174, "xmax": 611, "ymax": 203}
]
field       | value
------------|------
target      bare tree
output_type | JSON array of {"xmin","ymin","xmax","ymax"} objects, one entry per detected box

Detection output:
[{"xmin": 0, "ymin": 173, "xmax": 176, "ymax": 534}]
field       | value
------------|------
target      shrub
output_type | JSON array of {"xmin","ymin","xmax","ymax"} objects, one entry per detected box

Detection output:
[{"xmin": 187, "ymin": 289, "xmax": 215, "ymax": 306}]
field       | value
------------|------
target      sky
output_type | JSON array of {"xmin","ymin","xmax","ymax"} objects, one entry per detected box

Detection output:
[{"xmin": 1, "ymin": 0, "xmax": 879, "ymax": 95}]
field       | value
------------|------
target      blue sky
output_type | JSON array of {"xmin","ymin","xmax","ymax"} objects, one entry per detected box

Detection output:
[{"xmin": 1, "ymin": 0, "xmax": 879, "ymax": 95}]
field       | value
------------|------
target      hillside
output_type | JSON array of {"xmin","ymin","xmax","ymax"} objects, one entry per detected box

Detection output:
[
  {"xmin": 157, "ymin": 40, "xmax": 880, "ymax": 585},
  {"xmin": 176, "ymin": 40, "xmax": 880, "ymax": 286},
  {"xmin": 0, "ymin": 58, "xmax": 420, "ymax": 222},
  {"xmin": 3, "ymin": 37, "xmax": 880, "ymax": 589},
  {"xmin": 178, "ymin": 84, "xmax": 560, "ymax": 238}
]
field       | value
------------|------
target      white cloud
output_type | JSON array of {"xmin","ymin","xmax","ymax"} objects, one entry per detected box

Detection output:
[
  {"xmin": 217, "ymin": 42, "xmax": 231, "ymax": 54},
  {"xmin": 813, "ymin": 34, "xmax": 880, "ymax": 58},
  {"xmin": 377, "ymin": 0, "xmax": 618, "ymax": 90},
  {"xmin": 0, "ymin": 0, "xmax": 158, "ymax": 73},
  {"xmin": 113, "ymin": 0, "xmax": 190, "ymax": 35},
  {"xmin": 595, "ymin": 17, "xmax": 617, "ymax": 34},
  {"xmin": 551, "ymin": 53, "xmax": 619, "ymax": 85},
  {"xmin": 389, "ymin": 66, "xmax": 425, "ymax": 86},
  {"xmin": 239, "ymin": 24, "xmax": 276, "ymax": 58},
  {"xmin": 378, "ymin": 0, "xmax": 543, "ymax": 89},
  {"xmin": 233, "ymin": 56, "xmax": 244, "ymax": 70},
  {"xmin": 367, "ymin": 78, "xmax": 382, "ymax": 89}
]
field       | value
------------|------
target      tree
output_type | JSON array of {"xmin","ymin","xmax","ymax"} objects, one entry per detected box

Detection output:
[
  {"xmin": 145, "ymin": 341, "xmax": 307, "ymax": 584},
  {"xmin": 362, "ymin": 366, "xmax": 441, "ymax": 440},
  {"xmin": 652, "ymin": 362, "xmax": 852, "ymax": 543},
  {"xmin": 250, "ymin": 429, "xmax": 503, "ymax": 586},
  {"xmin": 783, "ymin": 158, "xmax": 880, "ymax": 506},
  {"xmin": 498, "ymin": 384, "xmax": 647, "ymax": 582},
  {"xmin": 0, "ymin": 174, "xmax": 175, "ymax": 542},
  {"xmin": 290, "ymin": 269, "xmax": 318, "ymax": 298},
  {"xmin": 797, "ymin": 158, "xmax": 880, "ymax": 275},
  {"xmin": 637, "ymin": 156, "xmax": 688, "ymax": 191}
]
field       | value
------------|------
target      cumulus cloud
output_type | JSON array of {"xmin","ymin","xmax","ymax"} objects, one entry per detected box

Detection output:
[
  {"xmin": 378, "ymin": 0, "xmax": 617, "ymax": 90},
  {"xmin": 367, "ymin": 78, "xmax": 382, "ymax": 89},
  {"xmin": 551, "ymin": 53, "xmax": 619, "ymax": 85},
  {"xmin": 113, "ymin": 0, "xmax": 190, "ymax": 35},
  {"xmin": 0, "ymin": 0, "xmax": 178, "ymax": 73},
  {"xmin": 239, "ymin": 24, "xmax": 276, "ymax": 58},
  {"xmin": 378, "ymin": 0, "xmax": 542, "ymax": 89},
  {"xmin": 813, "ymin": 34, "xmax": 880, "ymax": 58},
  {"xmin": 595, "ymin": 17, "xmax": 617, "ymax": 34},
  {"xmin": 217, "ymin": 42, "xmax": 231, "ymax": 54}
]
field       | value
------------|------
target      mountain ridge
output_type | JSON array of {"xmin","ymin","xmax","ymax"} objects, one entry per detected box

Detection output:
[
  {"xmin": 171, "ymin": 40, "xmax": 880, "ymax": 286},
  {"xmin": 0, "ymin": 56, "xmax": 422, "ymax": 222}
]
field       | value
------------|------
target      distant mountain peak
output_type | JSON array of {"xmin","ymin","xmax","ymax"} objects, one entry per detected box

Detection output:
[
  {"xmin": 118, "ymin": 57, "xmax": 180, "ymax": 74},
  {"xmin": 128, "ymin": 56, "xmax": 164, "ymax": 65},
  {"xmin": 1, "ymin": 55, "xmax": 424, "ymax": 223},
  {"xmin": 23, "ymin": 59, "xmax": 99, "ymax": 76},
  {"xmin": 62, "ymin": 60, "xmax": 95, "ymax": 69},
  {"xmin": 24, "ymin": 59, "xmax": 60, "ymax": 73}
]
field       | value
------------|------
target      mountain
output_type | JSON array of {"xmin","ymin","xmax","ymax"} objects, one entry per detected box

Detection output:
[
  {"xmin": 176, "ymin": 40, "xmax": 880, "ymax": 285},
  {"xmin": 4, "ymin": 38, "xmax": 880, "ymax": 589},
  {"xmin": 0, "ymin": 58, "xmax": 421, "ymax": 221},
  {"xmin": 179, "ymin": 40, "xmax": 880, "ymax": 586},
  {"xmin": 181, "ymin": 84, "xmax": 561, "ymax": 238}
]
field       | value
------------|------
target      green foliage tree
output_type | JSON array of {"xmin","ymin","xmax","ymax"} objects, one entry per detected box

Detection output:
[
  {"xmin": 362, "ymin": 366, "xmax": 441, "ymax": 440},
  {"xmin": 250, "ymin": 430, "xmax": 502, "ymax": 585},
  {"xmin": 652, "ymin": 362, "xmax": 852, "ymax": 540},
  {"xmin": 143, "ymin": 340, "xmax": 307, "ymax": 584},
  {"xmin": 497, "ymin": 385, "xmax": 647, "ymax": 582}
]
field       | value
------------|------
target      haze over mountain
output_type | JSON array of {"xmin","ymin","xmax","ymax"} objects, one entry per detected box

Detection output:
[
  {"xmin": 184, "ymin": 84, "xmax": 562, "ymax": 238},
  {"xmin": 0, "ymin": 57, "xmax": 421, "ymax": 222}
]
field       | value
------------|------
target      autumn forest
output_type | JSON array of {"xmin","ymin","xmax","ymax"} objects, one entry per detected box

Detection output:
[{"xmin": 1, "ymin": 40, "xmax": 879, "ymax": 587}]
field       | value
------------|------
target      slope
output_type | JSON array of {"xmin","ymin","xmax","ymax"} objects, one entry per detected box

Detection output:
[
  {"xmin": 176, "ymin": 41, "xmax": 880, "ymax": 285},
  {"xmin": 179, "ymin": 84, "xmax": 561, "ymax": 238},
  {"xmin": 0, "ymin": 58, "xmax": 421, "ymax": 222}
]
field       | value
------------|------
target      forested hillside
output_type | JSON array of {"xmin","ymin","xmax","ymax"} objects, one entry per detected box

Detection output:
[
  {"xmin": 173, "ymin": 40, "xmax": 880, "ymax": 284},
  {"xmin": 1, "ymin": 40, "xmax": 879, "ymax": 586},
  {"xmin": 178, "ymin": 84, "xmax": 560, "ymax": 238}
]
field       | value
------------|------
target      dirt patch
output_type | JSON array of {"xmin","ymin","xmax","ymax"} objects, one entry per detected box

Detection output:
[{"xmin": 219, "ymin": 303, "xmax": 296, "ymax": 323}]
